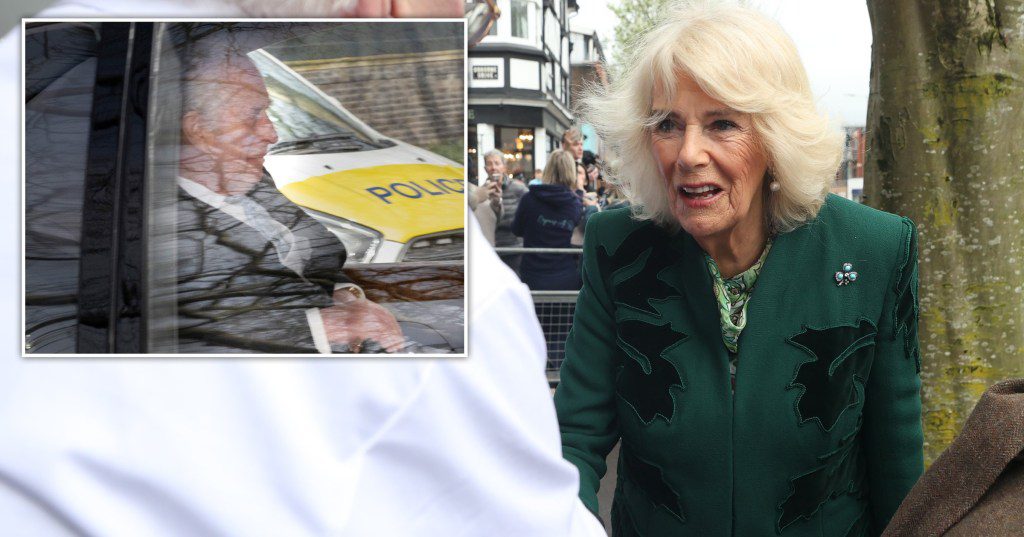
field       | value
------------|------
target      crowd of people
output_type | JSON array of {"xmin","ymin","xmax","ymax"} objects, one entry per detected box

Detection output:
[{"xmin": 469, "ymin": 127, "xmax": 627, "ymax": 291}]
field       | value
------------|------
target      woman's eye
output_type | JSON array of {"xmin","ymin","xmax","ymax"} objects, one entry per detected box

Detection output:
[
  {"xmin": 655, "ymin": 118, "xmax": 675, "ymax": 132},
  {"xmin": 711, "ymin": 119, "xmax": 738, "ymax": 131}
]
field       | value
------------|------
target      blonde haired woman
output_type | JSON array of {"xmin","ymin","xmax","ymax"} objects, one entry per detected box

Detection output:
[
  {"xmin": 512, "ymin": 149, "xmax": 593, "ymax": 291},
  {"xmin": 554, "ymin": 3, "xmax": 923, "ymax": 536}
]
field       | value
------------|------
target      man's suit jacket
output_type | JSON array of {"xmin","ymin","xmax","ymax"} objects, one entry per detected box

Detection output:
[
  {"xmin": 171, "ymin": 175, "xmax": 349, "ymax": 353},
  {"xmin": 555, "ymin": 195, "xmax": 924, "ymax": 536}
]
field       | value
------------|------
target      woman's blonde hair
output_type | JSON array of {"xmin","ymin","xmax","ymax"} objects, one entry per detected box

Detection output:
[
  {"xmin": 578, "ymin": 1, "xmax": 843, "ymax": 233},
  {"xmin": 543, "ymin": 149, "xmax": 578, "ymax": 190}
]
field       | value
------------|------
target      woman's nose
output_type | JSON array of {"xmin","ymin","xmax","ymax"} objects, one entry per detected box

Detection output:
[{"xmin": 676, "ymin": 126, "xmax": 710, "ymax": 170}]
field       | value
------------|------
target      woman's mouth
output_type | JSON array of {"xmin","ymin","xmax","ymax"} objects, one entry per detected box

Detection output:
[
  {"xmin": 676, "ymin": 183, "xmax": 724, "ymax": 208},
  {"xmin": 679, "ymin": 184, "xmax": 721, "ymax": 199}
]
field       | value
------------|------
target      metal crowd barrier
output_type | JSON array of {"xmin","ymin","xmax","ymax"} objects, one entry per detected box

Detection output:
[
  {"xmin": 494, "ymin": 247, "xmax": 583, "ymax": 386},
  {"xmin": 532, "ymin": 290, "xmax": 580, "ymax": 386}
]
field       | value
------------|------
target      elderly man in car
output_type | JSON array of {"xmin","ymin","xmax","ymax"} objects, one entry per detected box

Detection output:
[{"xmin": 174, "ymin": 47, "xmax": 404, "ymax": 353}]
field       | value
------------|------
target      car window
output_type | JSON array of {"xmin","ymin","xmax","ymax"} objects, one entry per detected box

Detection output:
[
  {"xmin": 259, "ymin": 22, "xmax": 464, "ymax": 160},
  {"xmin": 144, "ymin": 22, "xmax": 466, "ymax": 354},
  {"xmin": 25, "ymin": 21, "xmax": 466, "ymax": 355},
  {"xmin": 250, "ymin": 50, "xmax": 384, "ymax": 149},
  {"xmin": 24, "ymin": 22, "xmax": 102, "ymax": 353}
]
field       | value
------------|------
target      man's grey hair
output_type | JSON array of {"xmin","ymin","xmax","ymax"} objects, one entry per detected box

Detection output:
[
  {"xmin": 181, "ymin": 53, "xmax": 260, "ymax": 118},
  {"xmin": 482, "ymin": 149, "xmax": 504, "ymax": 161}
]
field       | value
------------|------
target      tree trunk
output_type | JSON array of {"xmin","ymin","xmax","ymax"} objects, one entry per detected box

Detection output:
[{"xmin": 864, "ymin": 0, "xmax": 1024, "ymax": 464}]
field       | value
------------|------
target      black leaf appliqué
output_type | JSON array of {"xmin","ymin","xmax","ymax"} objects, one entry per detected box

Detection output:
[
  {"xmin": 778, "ymin": 429, "xmax": 865, "ymax": 532},
  {"xmin": 614, "ymin": 247, "xmax": 683, "ymax": 316},
  {"xmin": 787, "ymin": 320, "xmax": 877, "ymax": 432},
  {"xmin": 892, "ymin": 222, "xmax": 920, "ymax": 372},
  {"xmin": 595, "ymin": 224, "xmax": 683, "ymax": 316},
  {"xmin": 617, "ymin": 319, "xmax": 687, "ymax": 424},
  {"xmin": 623, "ymin": 446, "xmax": 686, "ymax": 523},
  {"xmin": 594, "ymin": 222, "xmax": 664, "ymax": 279},
  {"xmin": 611, "ymin": 498, "xmax": 642, "ymax": 537}
]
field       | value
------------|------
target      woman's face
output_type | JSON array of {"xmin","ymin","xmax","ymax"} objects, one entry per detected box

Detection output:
[{"xmin": 650, "ymin": 76, "xmax": 769, "ymax": 243}]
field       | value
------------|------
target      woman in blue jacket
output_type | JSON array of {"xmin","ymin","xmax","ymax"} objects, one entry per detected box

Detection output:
[{"xmin": 512, "ymin": 149, "xmax": 595, "ymax": 291}]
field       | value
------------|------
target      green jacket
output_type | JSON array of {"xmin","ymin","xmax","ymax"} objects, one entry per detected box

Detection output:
[{"xmin": 554, "ymin": 195, "xmax": 924, "ymax": 537}]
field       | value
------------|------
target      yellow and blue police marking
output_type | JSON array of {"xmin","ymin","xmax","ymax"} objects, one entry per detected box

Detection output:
[
  {"xmin": 365, "ymin": 177, "xmax": 464, "ymax": 204},
  {"xmin": 280, "ymin": 163, "xmax": 465, "ymax": 243}
]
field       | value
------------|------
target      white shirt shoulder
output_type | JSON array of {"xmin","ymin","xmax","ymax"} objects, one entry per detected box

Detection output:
[{"xmin": 5, "ymin": 7, "xmax": 604, "ymax": 535}]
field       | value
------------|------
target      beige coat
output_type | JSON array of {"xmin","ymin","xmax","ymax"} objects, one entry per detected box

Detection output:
[{"xmin": 467, "ymin": 182, "xmax": 500, "ymax": 246}]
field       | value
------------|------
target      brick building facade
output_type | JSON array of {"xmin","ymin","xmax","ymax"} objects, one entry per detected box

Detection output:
[
  {"xmin": 265, "ymin": 22, "xmax": 464, "ymax": 161},
  {"xmin": 291, "ymin": 50, "xmax": 463, "ymax": 154}
]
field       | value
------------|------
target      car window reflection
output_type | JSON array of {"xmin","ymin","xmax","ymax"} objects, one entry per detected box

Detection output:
[
  {"xmin": 24, "ymin": 23, "xmax": 102, "ymax": 353},
  {"xmin": 147, "ymin": 22, "xmax": 465, "ymax": 354},
  {"xmin": 24, "ymin": 21, "xmax": 466, "ymax": 355}
]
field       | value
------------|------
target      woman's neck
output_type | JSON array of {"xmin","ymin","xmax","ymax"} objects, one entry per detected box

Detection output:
[{"xmin": 696, "ymin": 225, "xmax": 769, "ymax": 279}]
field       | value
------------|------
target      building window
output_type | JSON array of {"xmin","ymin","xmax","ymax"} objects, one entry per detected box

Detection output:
[
  {"xmin": 544, "ymin": 9, "xmax": 560, "ymax": 55},
  {"xmin": 570, "ymin": 33, "xmax": 584, "ymax": 62},
  {"xmin": 485, "ymin": 0, "xmax": 540, "ymax": 47},
  {"xmin": 557, "ymin": 67, "xmax": 565, "ymax": 101},
  {"xmin": 496, "ymin": 127, "xmax": 535, "ymax": 181},
  {"xmin": 511, "ymin": 0, "xmax": 530, "ymax": 39}
]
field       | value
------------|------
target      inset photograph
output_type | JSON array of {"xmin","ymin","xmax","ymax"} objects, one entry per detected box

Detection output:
[{"xmin": 24, "ymin": 20, "xmax": 466, "ymax": 355}]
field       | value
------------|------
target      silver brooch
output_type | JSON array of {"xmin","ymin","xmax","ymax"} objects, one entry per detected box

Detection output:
[{"xmin": 835, "ymin": 262, "xmax": 858, "ymax": 286}]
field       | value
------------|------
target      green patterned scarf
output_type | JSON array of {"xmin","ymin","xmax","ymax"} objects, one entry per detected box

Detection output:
[{"xmin": 705, "ymin": 240, "xmax": 773, "ymax": 388}]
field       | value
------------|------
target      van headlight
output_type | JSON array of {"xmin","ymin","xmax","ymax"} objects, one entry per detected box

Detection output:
[{"xmin": 301, "ymin": 208, "xmax": 383, "ymax": 263}]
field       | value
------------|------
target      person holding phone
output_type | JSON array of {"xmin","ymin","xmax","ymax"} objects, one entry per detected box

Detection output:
[
  {"xmin": 468, "ymin": 172, "xmax": 503, "ymax": 245},
  {"xmin": 483, "ymin": 148, "xmax": 528, "ymax": 273}
]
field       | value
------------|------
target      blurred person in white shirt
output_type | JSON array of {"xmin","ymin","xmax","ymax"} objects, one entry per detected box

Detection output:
[{"xmin": 0, "ymin": 1, "xmax": 604, "ymax": 535}]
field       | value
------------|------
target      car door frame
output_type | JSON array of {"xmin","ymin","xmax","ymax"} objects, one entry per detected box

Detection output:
[{"xmin": 75, "ymin": 21, "xmax": 153, "ymax": 353}]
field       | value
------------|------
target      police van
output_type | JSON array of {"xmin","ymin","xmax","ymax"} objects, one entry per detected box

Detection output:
[{"xmin": 252, "ymin": 51, "xmax": 464, "ymax": 264}]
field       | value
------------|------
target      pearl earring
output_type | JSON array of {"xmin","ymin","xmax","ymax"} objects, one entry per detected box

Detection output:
[{"xmin": 769, "ymin": 180, "xmax": 780, "ymax": 192}]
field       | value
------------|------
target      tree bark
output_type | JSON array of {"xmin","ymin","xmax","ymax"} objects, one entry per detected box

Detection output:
[{"xmin": 865, "ymin": 0, "xmax": 1024, "ymax": 464}]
